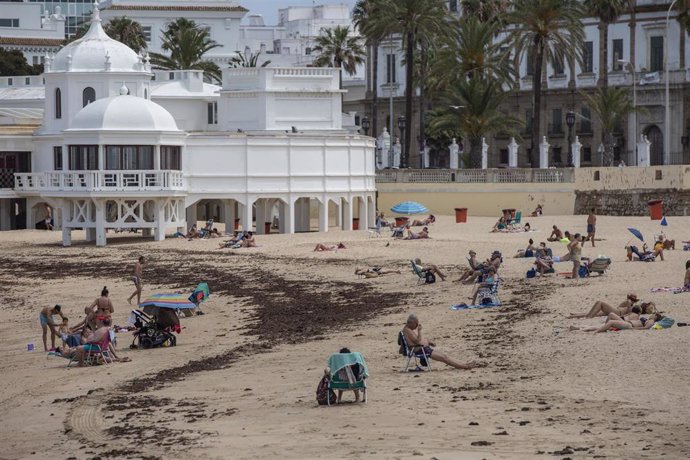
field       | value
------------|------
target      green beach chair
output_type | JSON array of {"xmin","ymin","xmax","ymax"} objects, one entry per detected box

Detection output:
[{"xmin": 326, "ymin": 352, "xmax": 368, "ymax": 405}]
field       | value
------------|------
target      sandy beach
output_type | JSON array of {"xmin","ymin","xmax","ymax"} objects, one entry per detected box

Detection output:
[{"xmin": 1, "ymin": 214, "xmax": 689, "ymax": 459}]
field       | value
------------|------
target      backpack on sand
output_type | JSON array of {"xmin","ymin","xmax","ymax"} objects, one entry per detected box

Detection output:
[{"xmin": 316, "ymin": 375, "xmax": 337, "ymax": 405}]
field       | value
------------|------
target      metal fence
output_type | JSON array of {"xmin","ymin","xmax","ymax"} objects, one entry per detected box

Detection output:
[{"xmin": 376, "ymin": 168, "xmax": 574, "ymax": 184}]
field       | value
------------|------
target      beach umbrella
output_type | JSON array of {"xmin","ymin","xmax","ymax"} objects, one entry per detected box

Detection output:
[
  {"xmin": 188, "ymin": 282, "xmax": 210, "ymax": 305},
  {"xmin": 390, "ymin": 201, "xmax": 428, "ymax": 215},
  {"xmin": 627, "ymin": 227, "xmax": 644, "ymax": 242},
  {"xmin": 139, "ymin": 293, "xmax": 197, "ymax": 310}
]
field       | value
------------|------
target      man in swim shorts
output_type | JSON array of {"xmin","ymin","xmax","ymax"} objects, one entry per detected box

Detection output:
[
  {"xmin": 40, "ymin": 304, "xmax": 65, "ymax": 351},
  {"xmin": 586, "ymin": 208, "xmax": 596, "ymax": 247},
  {"xmin": 127, "ymin": 256, "xmax": 145, "ymax": 305}
]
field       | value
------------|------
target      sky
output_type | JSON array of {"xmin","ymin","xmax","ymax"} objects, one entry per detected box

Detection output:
[{"xmin": 240, "ymin": 0, "xmax": 357, "ymax": 26}]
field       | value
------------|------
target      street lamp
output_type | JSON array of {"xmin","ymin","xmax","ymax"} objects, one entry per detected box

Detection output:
[
  {"xmin": 398, "ymin": 115, "xmax": 406, "ymax": 167},
  {"xmin": 618, "ymin": 59, "xmax": 637, "ymax": 165},
  {"xmin": 665, "ymin": 0, "xmax": 678, "ymax": 165},
  {"xmin": 566, "ymin": 111, "xmax": 576, "ymax": 166},
  {"xmin": 361, "ymin": 116, "xmax": 370, "ymax": 136}
]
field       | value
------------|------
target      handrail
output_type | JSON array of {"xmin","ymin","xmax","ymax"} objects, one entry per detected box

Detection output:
[
  {"xmin": 375, "ymin": 168, "xmax": 575, "ymax": 184},
  {"xmin": 14, "ymin": 170, "xmax": 186, "ymax": 192}
]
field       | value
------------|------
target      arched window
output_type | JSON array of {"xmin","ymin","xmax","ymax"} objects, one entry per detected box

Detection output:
[
  {"xmin": 55, "ymin": 88, "xmax": 62, "ymax": 119},
  {"xmin": 144, "ymin": 88, "xmax": 148, "ymax": 99},
  {"xmin": 82, "ymin": 87, "xmax": 95, "ymax": 107}
]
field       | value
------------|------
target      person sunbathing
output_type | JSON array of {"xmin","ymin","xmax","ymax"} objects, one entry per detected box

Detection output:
[
  {"xmin": 534, "ymin": 247, "xmax": 554, "ymax": 276},
  {"xmin": 470, "ymin": 267, "xmax": 497, "ymax": 305},
  {"xmin": 463, "ymin": 252, "xmax": 502, "ymax": 284},
  {"xmin": 547, "ymin": 225, "xmax": 563, "ymax": 242},
  {"xmin": 530, "ymin": 204, "xmax": 543, "ymax": 217},
  {"xmin": 403, "ymin": 314, "xmax": 477, "ymax": 370},
  {"xmin": 626, "ymin": 245, "xmax": 656, "ymax": 262},
  {"xmin": 570, "ymin": 310, "xmax": 663, "ymax": 333},
  {"xmin": 404, "ymin": 226, "xmax": 429, "ymax": 240},
  {"xmin": 491, "ymin": 216, "xmax": 507, "ymax": 232},
  {"xmin": 184, "ymin": 224, "xmax": 199, "ymax": 239},
  {"xmin": 455, "ymin": 250, "xmax": 480, "ymax": 282},
  {"xmin": 413, "ymin": 258, "xmax": 446, "ymax": 281},
  {"xmin": 410, "ymin": 214, "xmax": 435, "ymax": 226},
  {"xmin": 567, "ymin": 293, "xmax": 639, "ymax": 318},
  {"xmin": 314, "ymin": 242, "xmax": 346, "ymax": 252},
  {"xmin": 355, "ymin": 267, "xmax": 401, "ymax": 278}
]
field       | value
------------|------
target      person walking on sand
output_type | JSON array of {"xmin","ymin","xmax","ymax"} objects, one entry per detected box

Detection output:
[
  {"xmin": 39, "ymin": 304, "xmax": 65, "ymax": 351},
  {"xmin": 127, "ymin": 256, "xmax": 145, "ymax": 305},
  {"xmin": 586, "ymin": 209, "xmax": 596, "ymax": 247},
  {"xmin": 403, "ymin": 314, "xmax": 477, "ymax": 370}
]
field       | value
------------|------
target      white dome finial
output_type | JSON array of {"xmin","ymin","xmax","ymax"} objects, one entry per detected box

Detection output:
[
  {"xmin": 119, "ymin": 83, "xmax": 129, "ymax": 95},
  {"xmin": 92, "ymin": 1, "xmax": 101, "ymax": 24}
]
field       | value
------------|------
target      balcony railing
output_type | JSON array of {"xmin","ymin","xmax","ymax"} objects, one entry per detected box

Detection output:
[
  {"xmin": 14, "ymin": 170, "xmax": 186, "ymax": 192},
  {"xmin": 376, "ymin": 168, "xmax": 574, "ymax": 184}
]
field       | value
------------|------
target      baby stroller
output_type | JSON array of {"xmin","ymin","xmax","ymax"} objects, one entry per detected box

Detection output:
[{"xmin": 130, "ymin": 309, "xmax": 177, "ymax": 349}]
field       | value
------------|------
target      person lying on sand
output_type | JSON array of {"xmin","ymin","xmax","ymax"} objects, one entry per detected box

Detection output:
[
  {"xmin": 567, "ymin": 293, "xmax": 640, "ymax": 318},
  {"xmin": 403, "ymin": 314, "xmax": 478, "ymax": 370},
  {"xmin": 455, "ymin": 250, "xmax": 480, "ymax": 283},
  {"xmin": 569, "ymin": 310, "xmax": 663, "ymax": 333},
  {"xmin": 241, "ymin": 232, "xmax": 258, "ymax": 248},
  {"xmin": 404, "ymin": 226, "xmax": 429, "ymax": 240},
  {"xmin": 314, "ymin": 242, "xmax": 346, "ymax": 252},
  {"xmin": 355, "ymin": 267, "xmax": 401, "ymax": 278},
  {"xmin": 410, "ymin": 214, "xmax": 435, "ymax": 226},
  {"xmin": 547, "ymin": 225, "xmax": 563, "ymax": 242},
  {"xmin": 413, "ymin": 258, "xmax": 446, "ymax": 281}
]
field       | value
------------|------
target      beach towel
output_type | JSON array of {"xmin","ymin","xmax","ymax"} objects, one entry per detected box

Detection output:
[
  {"xmin": 650, "ymin": 287, "xmax": 689, "ymax": 294},
  {"xmin": 450, "ymin": 302, "xmax": 501, "ymax": 311}
]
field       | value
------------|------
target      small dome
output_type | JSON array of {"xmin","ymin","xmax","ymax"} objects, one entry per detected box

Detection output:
[
  {"xmin": 68, "ymin": 95, "xmax": 180, "ymax": 132},
  {"xmin": 51, "ymin": 3, "xmax": 145, "ymax": 73}
]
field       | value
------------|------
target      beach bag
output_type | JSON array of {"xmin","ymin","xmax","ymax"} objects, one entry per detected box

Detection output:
[
  {"xmin": 526, "ymin": 268, "xmax": 536, "ymax": 279},
  {"xmin": 425, "ymin": 271, "xmax": 436, "ymax": 284},
  {"xmin": 579, "ymin": 266, "xmax": 589, "ymax": 278},
  {"xmin": 316, "ymin": 375, "xmax": 336, "ymax": 405}
]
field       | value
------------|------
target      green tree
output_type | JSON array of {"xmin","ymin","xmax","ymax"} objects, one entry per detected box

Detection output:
[
  {"xmin": 508, "ymin": 0, "xmax": 585, "ymax": 167},
  {"xmin": 149, "ymin": 18, "xmax": 222, "ymax": 83},
  {"xmin": 583, "ymin": 0, "xmax": 625, "ymax": 89},
  {"xmin": 366, "ymin": 0, "xmax": 448, "ymax": 168},
  {"xmin": 229, "ymin": 51, "xmax": 270, "ymax": 68},
  {"xmin": 428, "ymin": 77, "xmax": 522, "ymax": 168},
  {"xmin": 461, "ymin": 0, "xmax": 510, "ymax": 23},
  {"xmin": 0, "ymin": 48, "xmax": 42, "ymax": 76},
  {"xmin": 103, "ymin": 16, "xmax": 147, "ymax": 54},
  {"xmin": 312, "ymin": 25, "xmax": 365, "ymax": 77},
  {"xmin": 582, "ymin": 87, "xmax": 641, "ymax": 166}
]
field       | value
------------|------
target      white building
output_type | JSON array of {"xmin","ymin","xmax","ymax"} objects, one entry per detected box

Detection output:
[
  {"xmin": 0, "ymin": 1, "xmax": 65, "ymax": 65},
  {"xmin": 0, "ymin": 3, "xmax": 376, "ymax": 245}
]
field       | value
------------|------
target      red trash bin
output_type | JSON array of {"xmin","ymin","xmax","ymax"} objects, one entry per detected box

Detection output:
[
  {"xmin": 234, "ymin": 218, "xmax": 240, "ymax": 230},
  {"xmin": 454, "ymin": 208, "xmax": 468, "ymax": 223},
  {"xmin": 648, "ymin": 200, "xmax": 663, "ymax": 220},
  {"xmin": 394, "ymin": 216, "xmax": 409, "ymax": 227},
  {"xmin": 352, "ymin": 218, "xmax": 360, "ymax": 230},
  {"xmin": 264, "ymin": 222, "xmax": 271, "ymax": 234}
]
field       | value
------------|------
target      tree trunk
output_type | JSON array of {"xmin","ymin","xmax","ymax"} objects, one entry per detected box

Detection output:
[
  {"xmin": 403, "ymin": 30, "xmax": 415, "ymax": 168},
  {"xmin": 530, "ymin": 42, "xmax": 545, "ymax": 168},
  {"xmin": 418, "ymin": 47, "xmax": 426, "ymax": 169},
  {"xmin": 371, "ymin": 41, "xmax": 379, "ymax": 137},
  {"xmin": 603, "ymin": 132, "xmax": 615, "ymax": 166},
  {"xmin": 629, "ymin": 2, "xmax": 636, "ymax": 71},
  {"xmin": 470, "ymin": 136, "xmax": 482, "ymax": 169},
  {"xmin": 598, "ymin": 21, "xmax": 609, "ymax": 89}
]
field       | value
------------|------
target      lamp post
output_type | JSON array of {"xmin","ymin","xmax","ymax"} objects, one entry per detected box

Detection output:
[
  {"xmin": 398, "ymin": 115, "xmax": 406, "ymax": 167},
  {"xmin": 361, "ymin": 116, "xmax": 370, "ymax": 136},
  {"xmin": 665, "ymin": 0, "xmax": 678, "ymax": 165},
  {"xmin": 618, "ymin": 59, "xmax": 637, "ymax": 165},
  {"xmin": 566, "ymin": 111, "xmax": 576, "ymax": 166}
]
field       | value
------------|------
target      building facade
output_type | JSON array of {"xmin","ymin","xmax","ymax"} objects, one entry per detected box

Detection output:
[
  {"xmin": 0, "ymin": 3, "xmax": 376, "ymax": 243},
  {"xmin": 0, "ymin": 1, "xmax": 65, "ymax": 64}
]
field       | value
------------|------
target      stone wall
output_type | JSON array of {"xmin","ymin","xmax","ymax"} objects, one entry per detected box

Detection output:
[{"xmin": 575, "ymin": 189, "xmax": 690, "ymax": 216}]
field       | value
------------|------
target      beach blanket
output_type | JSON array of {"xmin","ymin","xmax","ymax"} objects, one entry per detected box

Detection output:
[
  {"xmin": 450, "ymin": 302, "xmax": 501, "ymax": 311},
  {"xmin": 650, "ymin": 287, "xmax": 689, "ymax": 294}
]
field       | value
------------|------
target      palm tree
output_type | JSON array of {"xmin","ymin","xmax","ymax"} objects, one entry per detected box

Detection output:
[
  {"xmin": 366, "ymin": 0, "xmax": 448, "ymax": 168},
  {"xmin": 149, "ymin": 18, "xmax": 222, "ymax": 83},
  {"xmin": 104, "ymin": 17, "xmax": 147, "ymax": 53},
  {"xmin": 312, "ymin": 26, "xmax": 365, "ymax": 79},
  {"xmin": 583, "ymin": 0, "xmax": 625, "ymax": 89},
  {"xmin": 508, "ymin": 0, "xmax": 585, "ymax": 167},
  {"xmin": 230, "ymin": 51, "xmax": 270, "ymax": 68},
  {"xmin": 582, "ymin": 87, "xmax": 640, "ymax": 166},
  {"xmin": 428, "ymin": 78, "xmax": 522, "ymax": 168},
  {"xmin": 461, "ymin": 0, "xmax": 510, "ymax": 23}
]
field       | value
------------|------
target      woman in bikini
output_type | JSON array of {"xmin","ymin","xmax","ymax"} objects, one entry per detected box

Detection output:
[
  {"xmin": 568, "ymin": 293, "xmax": 639, "ymax": 318},
  {"xmin": 89, "ymin": 286, "xmax": 114, "ymax": 327},
  {"xmin": 570, "ymin": 309, "xmax": 663, "ymax": 333}
]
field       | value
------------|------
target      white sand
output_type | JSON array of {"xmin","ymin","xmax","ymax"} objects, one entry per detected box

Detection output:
[{"xmin": 0, "ymin": 214, "xmax": 689, "ymax": 459}]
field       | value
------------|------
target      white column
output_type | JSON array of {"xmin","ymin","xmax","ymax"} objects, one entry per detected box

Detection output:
[
  {"xmin": 97, "ymin": 145, "xmax": 104, "ymax": 171},
  {"xmin": 61, "ymin": 145, "xmax": 68, "ymax": 171},
  {"xmin": 255, "ymin": 200, "xmax": 267, "ymax": 234},
  {"xmin": 334, "ymin": 199, "xmax": 341, "ymax": 227},
  {"xmin": 481, "ymin": 137, "xmax": 489, "ymax": 169},
  {"xmin": 358, "ymin": 196, "xmax": 368, "ymax": 231},
  {"xmin": 224, "ymin": 200, "xmax": 236, "ymax": 234},
  {"xmin": 241, "ymin": 198, "xmax": 254, "ymax": 232},
  {"xmin": 94, "ymin": 200, "xmax": 106, "ymax": 247},
  {"xmin": 539, "ymin": 136, "xmax": 550, "ymax": 168},
  {"xmin": 368, "ymin": 196, "xmax": 376, "ymax": 228},
  {"xmin": 342, "ymin": 198, "xmax": 353, "ymax": 231},
  {"xmin": 449, "ymin": 138, "xmax": 459, "ymax": 169},
  {"xmin": 284, "ymin": 199, "xmax": 295, "ymax": 234},
  {"xmin": 294, "ymin": 197, "xmax": 310, "ymax": 232},
  {"xmin": 637, "ymin": 134, "xmax": 651, "ymax": 167},
  {"xmin": 185, "ymin": 202, "xmax": 198, "ymax": 228},
  {"xmin": 62, "ymin": 226, "xmax": 71, "ymax": 247},
  {"xmin": 154, "ymin": 145, "xmax": 161, "ymax": 170},
  {"xmin": 572, "ymin": 136, "xmax": 582, "ymax": 168},
  {"xmin": 153, "ymin": 200, "xmax": 165, "ymax": 242},
  {"xmin": 318, "ymin": 197, "xmax": 328, "ymax": 233},
  {"xmin": 508, "ymin": 137, "xmax": 518, "ymax": 167},
  {"xmin": 26, "ymin": 197, "xmax": 37, "ymax": 229}
]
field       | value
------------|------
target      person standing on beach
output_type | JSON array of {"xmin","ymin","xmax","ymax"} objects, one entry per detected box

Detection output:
[
  {"xmin": 127, "ymin": 256, "xmax": 145, "ymax": 305},
  {"xmin": 39, "ymin": 304, "xmax": 64, "ymax": 351},
  {"xmin": 568, "ymin": 234, "xmax": 582, "ymax": 278},
  {"xmin": 586, "ymin": 209, "xmax": 596, "ymax": 247},
  {"xmin": 90, "ymin": 286, "xmax": 114, "ymax": 327}
]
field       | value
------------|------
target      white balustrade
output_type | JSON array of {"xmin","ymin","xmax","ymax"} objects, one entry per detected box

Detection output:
[
  {"xmin": 14, "ymin": 170, "xmax": 186, "ymax": 192},
  {"xmin": 375, "ymin": 168, "xmax": 573, "ymax": 184}
]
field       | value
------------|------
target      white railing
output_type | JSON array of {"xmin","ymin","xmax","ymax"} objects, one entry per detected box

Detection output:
[
  {"xmin": 376, "ymin": 168, "xmax": 574, "ymax": 184},
  {"xmin": 14, "ymin": 170, "xmax": 186, "ymax": 192}
]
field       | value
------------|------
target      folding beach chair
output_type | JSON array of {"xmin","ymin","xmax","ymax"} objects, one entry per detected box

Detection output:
[
  {"xmin": 475, "ymin": 278, "xmax": 501, "ymax": 306},
  {"xmin": 509, "ymin": 211, "xmax": 522, "ymax": 230},
  {"xmin": 326, "ymin": 352, "xmax": 368, "ymax": 405},
  {"xmin": 198, "ymin": 219, "xmax": 214, "ymax": 238},
  {"xmin": 67, "ymin": 331, "xmax": 113, "ymax": 367},
  {"xmin": 398, "ymin": 331, "xmax": 431, "ymax": 372},
  {"xmin": 368, "ymin": 220, "xmax": 382, "ymax": 238},
  {"xmin": 410, "ymin": 260, "xmax": 435, "ymax": 285},
  {"xmin": 585, "ymin": 257, "xmax": 611, "ymax": 276}
]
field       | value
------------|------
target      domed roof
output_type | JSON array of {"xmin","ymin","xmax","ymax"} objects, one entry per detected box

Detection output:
[
  {"xmin": 68, "ymin": 91, "xmax": 180, "ymax": 132},
  {"xmin": 51, "ymin": 3, "xmax": 147, "ymax": 73}
]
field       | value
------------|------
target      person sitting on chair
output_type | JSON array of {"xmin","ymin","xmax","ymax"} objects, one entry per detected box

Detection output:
[
  {"xmin": 323, "ymin": 347, "xmax": 365, "ymax": 403},
  {"xmin": 60, "ymin": 318, "xmax": 112, "ymax": 367},
  {"xmin": 531, "ymin": 204, "xmax": 543, "ymax": 217},
  {"xmin": 413, "ymin": 258, "xmax": 446, "ymax": 281},
  {"xmin": 184, "ymin": 224, "xmax": 199, "ymax": 239},
  {"xmin": 470, "ymin": 267, "xmax": 497, "ymax": 305},
  {"xmin": 402, "ymin": 314, "xmax": 477, "ymax": 370}
]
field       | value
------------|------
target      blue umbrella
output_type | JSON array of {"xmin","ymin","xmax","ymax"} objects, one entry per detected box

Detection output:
[
  {"xmin": 627, "ymin": 227, "xmax": 644, "ymax": 242},
  {"xmin": 391, "ymin": 201, "xmax": 428, "ymax": 215}
]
